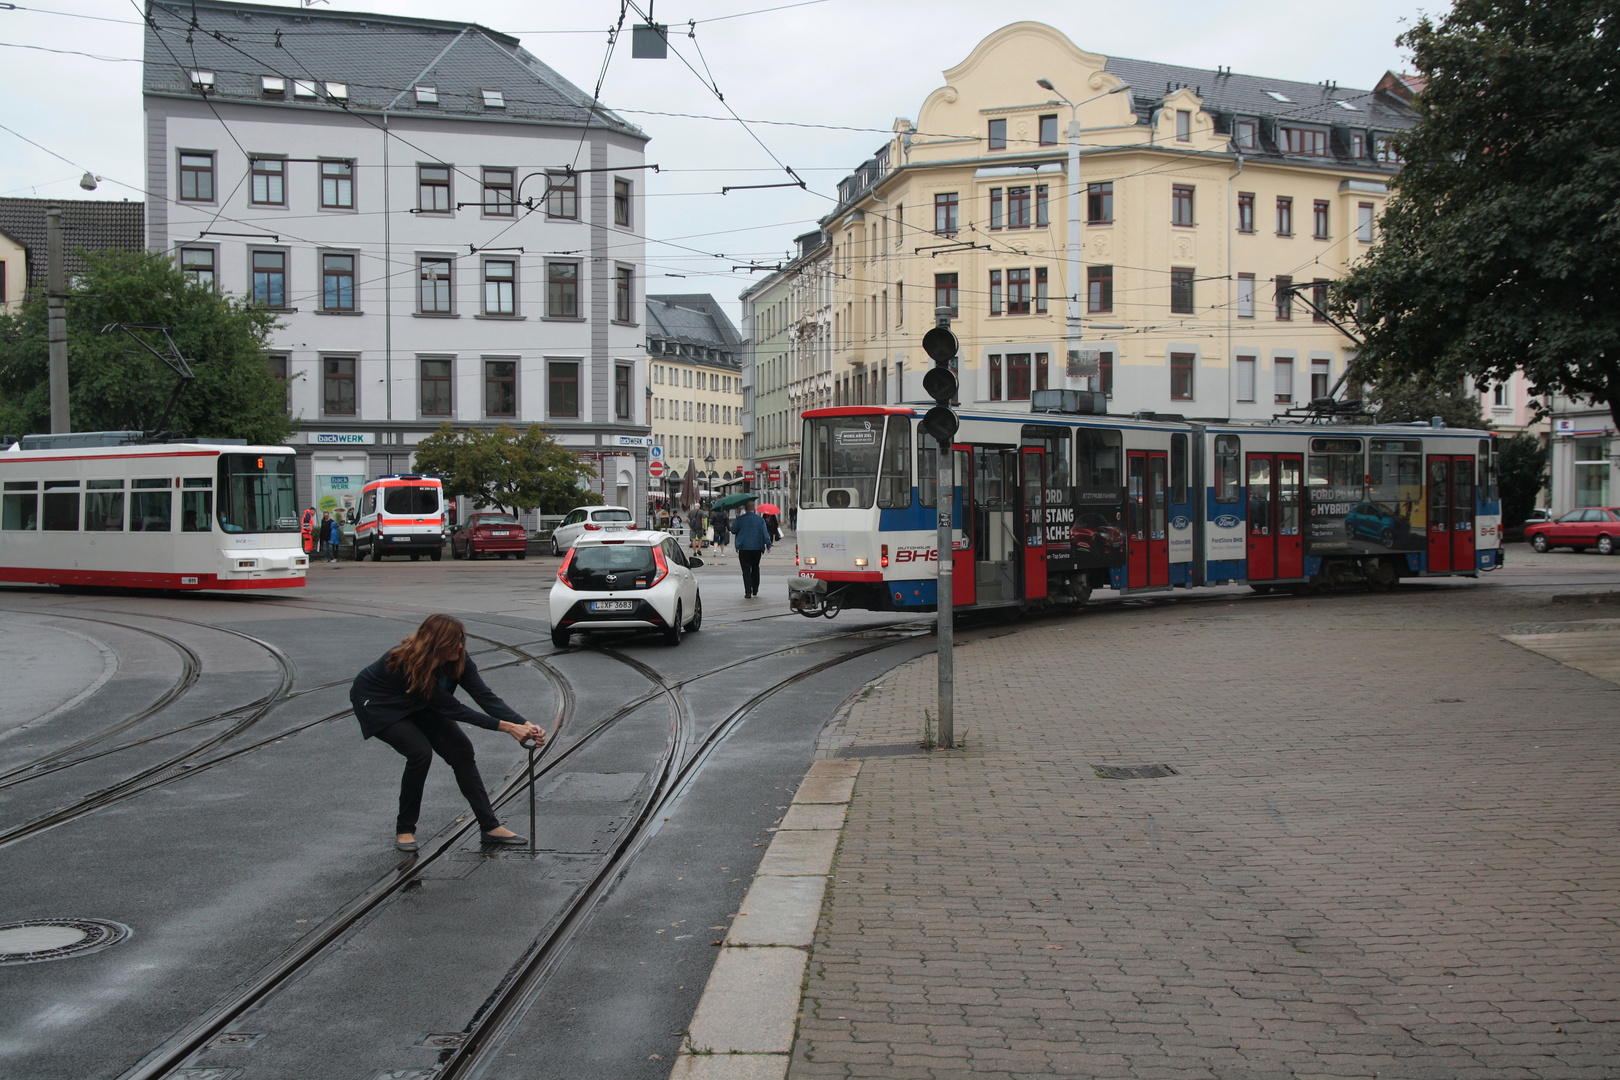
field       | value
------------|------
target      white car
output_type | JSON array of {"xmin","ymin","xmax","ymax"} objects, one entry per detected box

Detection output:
[
  {"xmin": 549, "ymin": 528, "xmax": 704, "ymax": 647},
  {"xmin": 550, "ymin": 505, "xmax": 635, "ymax": 556}
]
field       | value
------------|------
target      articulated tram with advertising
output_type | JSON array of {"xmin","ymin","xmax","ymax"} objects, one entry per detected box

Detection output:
[
  {"xmin": 0, "ymin": 438, "xmax": 307, "ymax": 590},
  {"xmin": 788, "ymin": 397, "xmax": 1500, "ymax": 618}
]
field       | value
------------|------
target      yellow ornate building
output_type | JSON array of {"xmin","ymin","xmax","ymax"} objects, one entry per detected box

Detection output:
[{"xmin": 818, "ymin": 21, "xmax": 1416, "ymax": 419}]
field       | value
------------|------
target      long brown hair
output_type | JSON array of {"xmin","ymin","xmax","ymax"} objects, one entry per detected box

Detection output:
[{"xmin": 386, "ymin": 614, "xmax": 467, "ymax": 698}]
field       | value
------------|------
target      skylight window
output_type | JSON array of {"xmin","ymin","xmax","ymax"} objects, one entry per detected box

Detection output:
[
  {"xmin": 261, "ymin": 76, "xmax": 285, "ymax": 96},
  {"xmin": 415, "ymin": 86, "xmax": 438, "ymax": 105},
  {"xmin": 189, "ymin": 70, "xmax": 215, "ymax": 90},
  {"xmin": 1264, "ymin": 90, "xmax": 1292, "ymax": 102},
  {"xmin": 325, "ymin": 82, "xmax": 348, "ymax": 101},
  {"xmin": 1335, "ymin": 99, "xmax": 1360, "ymax": 111},
  {"xmin": 293, "ymin": 79, "xmax": 317, "ymax": 99},
  {"xmin": 481, "ymin": 89, "xmax": 505, "ymax": 109}
]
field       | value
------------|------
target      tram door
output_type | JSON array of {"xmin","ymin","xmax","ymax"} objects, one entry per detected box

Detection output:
[
  {"xmin": 1020, "ymin": 448, "xmax": 1047, "ymax": 600},
  {"xmin": 1246, "ymin": 453, "xmax": 1304, "ymax": 581},
  {"xmin": 972, "ymin": 447, "xmax": 1020, "ymax": 602},
  {"xmin": 952, "ymin": 445, "xmax": 975, "ymax": 607},
  {"xmin": 1126, "ymin": 450, "xmax": 1170, "ymax": 588},
  {"xmin": 1426, "ymin": 455, "xmax": 1475, "ymax": 572}
]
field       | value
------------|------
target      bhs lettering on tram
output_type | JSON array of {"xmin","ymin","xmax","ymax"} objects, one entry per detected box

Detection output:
[{"xmin": 892, "ymin": 546, "xmax": 939, "ymax": 563}]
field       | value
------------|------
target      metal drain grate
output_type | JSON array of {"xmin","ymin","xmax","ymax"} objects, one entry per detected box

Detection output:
[
  {"xmin": 1094, "ymin": 764, "xmax": 1178, "ymax": 780},
  {"xmin": 207, "ymin": 1032, "xmax": 264, "ymax": 1049},
  {"xmin": 0, "ymin": 918, "xmax": 132, "ymax": 965}
]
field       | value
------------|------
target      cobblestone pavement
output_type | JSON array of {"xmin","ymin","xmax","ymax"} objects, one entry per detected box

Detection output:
[{"xmin": 790, "ymin": 585, "xmax": 1620, "ymax": 1079}]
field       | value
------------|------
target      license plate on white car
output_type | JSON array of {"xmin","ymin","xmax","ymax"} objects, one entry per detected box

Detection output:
[{"xmin": 589, "ymin": 600, "xmax": 635, "ymax": 612}]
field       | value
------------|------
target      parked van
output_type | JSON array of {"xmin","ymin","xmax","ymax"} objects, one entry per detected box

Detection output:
[{"xmin": 355, "ymin": 474, "xmax": 446, "ymax": 561}]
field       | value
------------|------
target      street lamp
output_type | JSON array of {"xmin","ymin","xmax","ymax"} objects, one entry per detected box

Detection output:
[
  {"xmin": 704, "ymin": 453, "xmax": 717, "ymax": 501},
  {"xmin": 1035, "ymin": 78, "xmax": 1131, "ymax": 390}
]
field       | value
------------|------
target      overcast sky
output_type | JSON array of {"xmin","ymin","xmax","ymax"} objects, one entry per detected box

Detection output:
[{"xmin": 0, "ymin": 0, "xmax": 1431, "ymax": 322}]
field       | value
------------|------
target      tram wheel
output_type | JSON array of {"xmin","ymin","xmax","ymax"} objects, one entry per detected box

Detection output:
[
  {"xmin": 1250, "ymin": 584, "xmax": 1274, "ymax": 595},
  {"xmin": 1367, "ymin": 559, "xmax": 1398, "ymax": 591}
]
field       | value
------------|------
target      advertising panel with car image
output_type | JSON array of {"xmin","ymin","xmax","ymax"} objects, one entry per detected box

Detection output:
[{"xmin": 1307, "ymin": 438, "xmax": 1427, "ymax": 555}]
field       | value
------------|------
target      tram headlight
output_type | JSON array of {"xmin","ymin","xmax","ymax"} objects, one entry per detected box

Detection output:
[
  {"xmin": 854, "ymin": 557, "xmax": 867, "ymax": 567},
  {"xmin": 804, "ymin": 556, "xmax": 816, "ymax": 566}
]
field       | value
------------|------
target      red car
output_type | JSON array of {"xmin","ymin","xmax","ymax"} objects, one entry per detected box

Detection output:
[
  {"xmin": 450, "ymin": 512, "xmax": 529, "ymax": 560},
  {"xmin": 1525, "ymin": 506, "xmax": 1620, "ymax": 555}
]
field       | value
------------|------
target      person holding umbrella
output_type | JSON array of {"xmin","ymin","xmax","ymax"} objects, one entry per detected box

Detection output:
[
  {"xmin": 757, "ymin": 502, "xmax": 783, "ymax": 542},
  {"xmin": 728, "ymin": 498, "xmax": 773, "ymax": 598}
]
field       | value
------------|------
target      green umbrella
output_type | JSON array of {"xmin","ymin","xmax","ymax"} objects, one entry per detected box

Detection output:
[{"xmin": 710, "ymin": 492, "xmax": 756, "ymax": 512}]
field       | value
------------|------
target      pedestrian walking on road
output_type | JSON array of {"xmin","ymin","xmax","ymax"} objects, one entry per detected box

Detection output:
[
  {"xmin": 350, "ymin": 614, "xmax": 545, "ymax": 852},
  {"xmin": 729, "ymin": 501, "xmax": 772, "ymax": 598},
  {"xmin": 712, "ymin": 510, "xmax": 730, "ymax": 556},
  {"xmin": 688, "ymin": 506, "xmax": 705, "ymax": 557}
]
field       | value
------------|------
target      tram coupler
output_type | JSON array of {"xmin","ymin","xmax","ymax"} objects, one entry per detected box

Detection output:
[{"xmin": 789, "ymin": 575, "xmax": 829, "ymax": 617}]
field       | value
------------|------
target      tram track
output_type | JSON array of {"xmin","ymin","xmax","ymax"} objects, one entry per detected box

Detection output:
[
  {"xmin": 0, "ymin": 612, "xmax": 296, "ymax": 850},
  {"xmin": 0, "ymin": 612, "xmax": 204, "ymax": 784},
  {"xmin": 117, "ymin": 618, "xmax": 924, "ymax": 1080}
]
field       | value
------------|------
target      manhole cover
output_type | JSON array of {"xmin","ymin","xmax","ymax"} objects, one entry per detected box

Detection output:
[
  {"xmin": 0, "ymin": 918, "xmax": 132, "ymax": 965},
  {"xmin": 1094, "ymin": 764, "xmax": 1179, "ymax": 780}
]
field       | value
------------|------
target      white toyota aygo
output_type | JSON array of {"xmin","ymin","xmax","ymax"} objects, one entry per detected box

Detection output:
[{"xmin": 549, "ymin": 527, "xmax": 704, "ymax": 648}]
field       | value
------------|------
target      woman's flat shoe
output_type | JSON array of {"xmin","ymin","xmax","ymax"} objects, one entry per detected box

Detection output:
[
  {"xmin": 480, "ymin": 831, "xmax": 526, "ymax": 846},
  {"xmin": 395, "ymin": 839, "xmax": 419, "ymax": 852}
]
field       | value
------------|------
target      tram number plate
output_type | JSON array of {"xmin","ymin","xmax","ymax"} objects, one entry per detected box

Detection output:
[{"xmin": 590, "ymin": 601, "xmax": 635, "ymax": 612}]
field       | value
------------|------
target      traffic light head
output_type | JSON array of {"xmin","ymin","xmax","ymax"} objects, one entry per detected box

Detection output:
[
  {"xmin": 922, "ymin": 326, "xmax": 958, "ymax": 365},
  {"xmin": 922, "ymin": 365, "xmax": 958, "ymax": 406}
]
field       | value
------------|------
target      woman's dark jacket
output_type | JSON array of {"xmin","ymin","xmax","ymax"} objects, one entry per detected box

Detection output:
[{"xmin": 350, "ymin": 652, "xmax": 527, "ymax": 738}]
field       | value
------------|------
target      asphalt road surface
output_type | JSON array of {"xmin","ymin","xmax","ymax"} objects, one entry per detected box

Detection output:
[{"xmin": 0, "ymin": 541, "xmax": 1612, "ymax": 1079}]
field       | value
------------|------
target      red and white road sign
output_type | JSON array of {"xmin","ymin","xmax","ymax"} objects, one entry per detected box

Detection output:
[
  {"xmin": 744, "ymin": 469, "xmax": 756, "ymax": 481},
  {"xmin": 768, "ymin": 468, "xmax": 782, "ymax": 483},
  {"xmin": 648, "ymin": 460, "xmax": 665, "ymax": 478}
]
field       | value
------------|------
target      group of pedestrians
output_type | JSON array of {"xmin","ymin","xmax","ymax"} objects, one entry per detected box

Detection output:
[{"xmin": 303, "ymin": 509, "xmax": 347, "ymax": 562}]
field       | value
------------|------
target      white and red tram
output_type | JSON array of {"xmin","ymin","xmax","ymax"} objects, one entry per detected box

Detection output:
[
  {"xmin": 0, "ymin": 440, "xmax": 307, "ymax": 590},
  {"xmin": 789, "ymin": 400, "xmax": 1501, "ymax": 617}
]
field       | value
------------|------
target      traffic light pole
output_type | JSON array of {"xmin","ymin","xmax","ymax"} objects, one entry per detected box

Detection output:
[{"xmin": 935, "ymin": 432, "xmax": 954, "ymax": 749}]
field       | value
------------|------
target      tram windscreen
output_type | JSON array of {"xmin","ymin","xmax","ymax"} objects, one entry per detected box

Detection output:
[
  {"xmin": 216, "ymin": 454, "xmax": 299, "ymax": 533},
  {"xmin": 801, "ymin": 416, "xmax": 883, "ymax": 509}
]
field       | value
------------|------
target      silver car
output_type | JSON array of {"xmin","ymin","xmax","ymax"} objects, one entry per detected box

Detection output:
[{"xmin": 549, "ymin": 505, "xmax": 634, "ymax": 556}]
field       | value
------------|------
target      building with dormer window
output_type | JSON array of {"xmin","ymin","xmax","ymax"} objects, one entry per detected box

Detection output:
[
  {"xmin": 788, "ymin": 21, "xmax": 1418, "ymax": 422},
  {"xmin": 141, "ymin": 0, "xmax": 650, "ymax": 515}
]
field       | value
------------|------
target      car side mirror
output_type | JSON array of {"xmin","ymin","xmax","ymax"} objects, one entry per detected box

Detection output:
[{"xmin": 688, "ymin": 557, "xmax": 704, "ymax": 568}]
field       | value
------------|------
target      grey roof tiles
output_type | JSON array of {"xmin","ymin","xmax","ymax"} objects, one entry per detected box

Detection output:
[
  {"xmin": 0, "ymin": 197, "xmax": 146, "ymax": 290},
  {"xmin": 142, "ymin": 0, "xmax": 644, "ymax": 139}
]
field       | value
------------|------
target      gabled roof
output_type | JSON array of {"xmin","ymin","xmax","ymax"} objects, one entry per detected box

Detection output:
[
  {"xmin": 646, "ymin": 294, "xmax": 743, "ymax": 359},
  {"xmin": 1103, "ymin": 56, "xmax": 1419, "ymax": 132},
  {"xmin": 142, "ymin": 0, "xmax": 644, "ymax": 140},
  {"xmin": 0, "ymin": 198, "xmax": 146, "ymax": 289}
]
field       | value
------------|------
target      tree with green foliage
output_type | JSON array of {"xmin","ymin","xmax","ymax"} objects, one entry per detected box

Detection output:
[
  {"xmin": 1336, "ymin": 0, "xmax": 1620, "ymax": 428},
  {"xmin": 1497, "ymin": 433, "xmax": 1549, "ymax": 526},
  {"xmin": 1367, "ymin": 374, "xmax": 1486, "ymax": 429},
  {"xmin": 413, "ymin": 423, "xmax": 594, "ymax": 515},
  {"xmin": 0, "ymin": 250, "xmax": 295, "ymax": 444}
]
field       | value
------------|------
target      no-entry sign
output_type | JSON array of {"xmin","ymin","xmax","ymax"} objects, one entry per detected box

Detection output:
[{"xmin": 648, "ymin": 460, "xmax": 665, "ymax": 478}]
